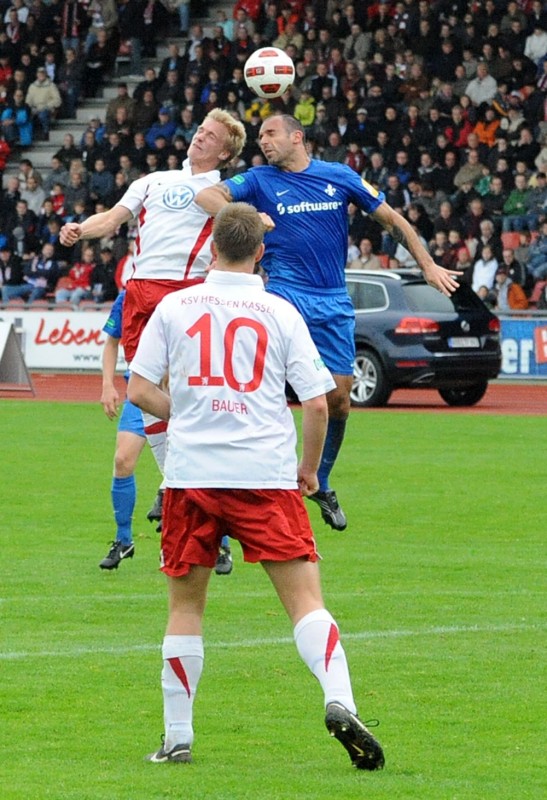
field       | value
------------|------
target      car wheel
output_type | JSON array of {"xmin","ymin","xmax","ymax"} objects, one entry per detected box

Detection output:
[
  {"xmin": 351, "ymin": 349, "xmax": 392, "ymax": 407},
  {"xmin": 438, "ymin": 381, "xmax": 489, "ymax": 407}
]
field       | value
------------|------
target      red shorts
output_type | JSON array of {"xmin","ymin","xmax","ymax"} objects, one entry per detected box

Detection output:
[
  {"xmin": 161, "ymin": 488, "xmax": 319, "ymax": 577},
  {"xmin": 123, "ymin": 277, "xmax": 204, "ymax": 362}
]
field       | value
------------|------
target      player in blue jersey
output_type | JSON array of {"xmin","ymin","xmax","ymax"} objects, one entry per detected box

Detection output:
[
  {"xmin": 99, "ymin": 290, "xmax": 164, "ymax": 570},
  {"xmin": 99, "ymin": 291, "xmax": 234, "ymax": 574},
  {"xmin": 195, "ymin": 115, "xmax": 461, "ymax": 531}
]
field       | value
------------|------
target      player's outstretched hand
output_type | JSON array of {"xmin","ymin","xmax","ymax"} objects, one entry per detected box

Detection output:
[
  {"xmin": 297, "ymin": 465, "xmax": 319, "ymax": 496},
  {"xmin": 422, "ymin": 262, "xmax": 463, "ymax": 296},
  {"xmin": 60, "ymin": 222, "xmax": 82, "ymax": 246}
]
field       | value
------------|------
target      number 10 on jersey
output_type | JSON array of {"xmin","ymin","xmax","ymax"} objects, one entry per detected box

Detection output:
[{"xmin": 186, "ymin": 313, "xmax": 268, "ymax": 393}]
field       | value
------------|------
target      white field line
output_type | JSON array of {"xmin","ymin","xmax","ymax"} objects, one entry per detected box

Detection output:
[{"xmin": 0, "ymin": 623, "xmax": 541, "ymax": 661}]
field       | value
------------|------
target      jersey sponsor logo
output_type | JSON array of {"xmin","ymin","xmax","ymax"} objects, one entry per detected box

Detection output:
[
  {"xmin": 360, "ymin": 177, "xmax": 379, "ymax": 197},
  {"xmin": 231, "ymin": 174, "xmax": 246, "ymax": 185},
  {"xmin": 276, "ymin": 199, "xmax": 344, "ymax": 216},
  {"xmin": 162, "ymin": 185, "xmax": 195, "ymax": 210}
]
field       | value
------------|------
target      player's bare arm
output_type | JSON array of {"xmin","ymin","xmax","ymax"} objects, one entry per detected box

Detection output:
[
  {"xmin": 372, "ymin": 202, "xmax": 462, "ymax": 296},
  {"xmin": 127, "ymin": 372, "xmax": 171, "ymax": 422},
  {"xmin": 194, "ymin": 182, "xmax": 233, "ymax": 215},
  {"xmin": 101, "ymin": 336, "xmax": 121, "ymax": 420},
  {"xmin": 298, "ymin": 394, "xmax": 329, "ymax": 496},
  {"xmin": 60, "ymin": 205, "xmax": 133, "ymax": 246},
  {"xmin": 195, "ymin": 184, "xmax": 275, "ymax": 231}
]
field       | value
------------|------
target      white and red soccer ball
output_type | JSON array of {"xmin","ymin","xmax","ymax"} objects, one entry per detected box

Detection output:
[{"xmin": 244, "ymin": 47, "xmax": 295, "ymax": 99}]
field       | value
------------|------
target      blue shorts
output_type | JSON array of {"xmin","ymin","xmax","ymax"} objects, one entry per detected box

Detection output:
[
  {"xmin": 267, "ymin": 282, "xmax": 355, "ymax": 376},
  {"xmin": 118, "ymin": 399, "xmax": 145, "ymax": 437}
]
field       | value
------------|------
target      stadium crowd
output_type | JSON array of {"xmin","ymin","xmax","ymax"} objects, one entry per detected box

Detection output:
[{"xmin": 0, "ymin": 0, "xmax": 547, "ymax": 310}]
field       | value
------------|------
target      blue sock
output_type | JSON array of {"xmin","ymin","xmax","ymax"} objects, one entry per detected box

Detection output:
[
  {"xmin": 112, "ymin": 475, "xmax": 135, "ymax": 546},
  {"xmin": 317, "ymin": 418, "xmax": 347, "ymax": 492},
  {"xmin": 221, "ymin": 534, "xmax": 230, "ymax": 549}
]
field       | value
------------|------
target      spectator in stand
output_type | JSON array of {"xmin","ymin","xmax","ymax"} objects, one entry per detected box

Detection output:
[
  {"xmin": 117, "ymin": 0, "xmax": 147, "ymax": 79},
  {"xmin": 20, "ymin": 173, "xmax": 45, "ymax": 217},
  {"xmin": 91, "ymin": 246, "xmax": 119, "ymax": 303},
  {"xmin": 502, "ymin": 174, "xmax": 531, "ymax": 232},
  {"xmin": 5, "ymin": 195, "xmax": 38, "ymax": 256},
  {"xmin": 526, "ymin": 220, "xmax": 547, "ymax": 281},
  {"xmin": 84, "ymin": 29, "xmax": 117, "ymax": 98},
  {"xmin": 25, "ymin": 65, "xmax": 61, "ymax": 141},
  {"xmin": 57, "ymin": 47, "xmax": 82, "ymax": 120},
  {"xmin": 0, "ymin": 243, "xmax": 24, "ymax": 303},
  {"xmin": 1, "ymin": 88, "xmax": 33, "ymax": 147},
  {"xmin": 465, "ymin": 62, "xmax": 497, "ymax": 109},
  {"xmin": 445, "ymin": 105, "xmax": 474, "ymax": 149},
  {"xmin": 433, "ymin": 200, "xmax": 463, "ymax": 238},
  {"xmin": 64, "ymin": 171, "xmax": 90, "ymax": 217},
  {"xmin": 482, "ymin": 175, "xmax": 508, "ymax": 230},
  {"xmin": 492, "ymin": 264, "xmax": 528, "ymax": 311},
  {"xmin": 3, "ymin": 241, "xmax": 59, "ymax": 304},
  {"xmin": 54, "ymin": 133, "xmax": 82, "ymax": 171},
  {"xmin": 133, "ymin": 67, "xmax": 161, "ymax": 104},
  {"xmin": 89, "ymin": 157, "xmax": 115, "ymax": 204},
  {"xmin": 347, "ymin": 237, "xmax": 382, "ymax": 271},
  {"xmin": 84, "ymin": 0, "xmax": 119, "ymax": 53},
  {"xmin": 54, "ymin": 245, "xmax": 96, "ymax": 307},
  {"xmin": 454, "ymin": 149, "xmax": 485, "ymax": 190},
  {"xmin": 524, "ymin": 24, "xmax": 547, "ymax": 66},
  {"xmin": 145, "ymin": 107, "xmax": 176, "ymax": 150},
  {"xmin": 470, "ymin": 243, "xmax": 498, "ymax": 294},
  {"xmin": 105, "ymin": 83, "xmax": 135, "ymax": 130},
  {"xmin": 500, "ymin": 247, "xmax": 532, "ymax": 295}
]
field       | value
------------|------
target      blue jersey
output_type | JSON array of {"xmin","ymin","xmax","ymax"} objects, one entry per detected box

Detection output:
[
  {"xmin": 102, "ymin": 291, "xmax": 128, "ymax": 380},
  {"xmin": 102, "ymin": 290, "xmax": 125, "ymax": 341},
  {"xmin": 226, "ymin": 160, "xmax": 385, "ymax": 290}
]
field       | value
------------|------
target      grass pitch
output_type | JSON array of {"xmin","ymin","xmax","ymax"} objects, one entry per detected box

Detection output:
[{"xmin": 0, "ymin": 400, "xmax": 545, "ymax": 799}]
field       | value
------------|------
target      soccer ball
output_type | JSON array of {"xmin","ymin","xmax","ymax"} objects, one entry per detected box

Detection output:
[{"xmin": 244, "ymin": 47, "xmax": 295, "ymax": 99}]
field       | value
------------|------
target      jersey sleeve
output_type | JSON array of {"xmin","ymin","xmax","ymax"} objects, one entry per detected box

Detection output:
[
  {"xmin": 224, "ymin": 170, "xmax": 259, "ymax": 203},
  {"xmin": 102, "ymin": 291, "xmax": 124, "ymax": 339},
  {"xmin": 341, "ymin": 165, "xmax": 386, "ymax": 214},
  {"xmin": 130, "ymin": 305, "xmax": 169, "ymax": 385},
  {"xmin": 285, "ymin": 312, "xmax": 336, "ymax": 401},
  {"xmin": 115, "ymin": 174, "xmax": 151, "ymax": 219}
]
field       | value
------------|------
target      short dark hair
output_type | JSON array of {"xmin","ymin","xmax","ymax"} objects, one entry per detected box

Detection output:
[{"xmin": 213, "ymin": 203, "xmax": 264, "ymax": 264}]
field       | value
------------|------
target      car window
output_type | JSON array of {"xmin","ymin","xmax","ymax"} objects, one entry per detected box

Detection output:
[
  {"xmin": 347, "ymin": 280, "xmax": 389, "ymax": 311},
  {"xmin": 402, "ymin": 283, "xmax": 486, "ymax": 313}
]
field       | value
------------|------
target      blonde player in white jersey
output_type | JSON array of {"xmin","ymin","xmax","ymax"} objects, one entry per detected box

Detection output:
[
  {"xmin": 60, "ymin": 108, "xmax": 247, "ymax": 363},
  {"xmin": 60, "ymin": 110, "xmax": 246, "ymax": 554},
  {"xmin": 128, "ymin": 203, "xmax": 385, "ymax": 771}
]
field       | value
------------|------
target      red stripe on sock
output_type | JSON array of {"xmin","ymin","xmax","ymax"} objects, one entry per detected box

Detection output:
[
  {"xmin": 325, "ymin": 623, "xmax": 339, "ymax": 672},
  {"xmin": 167, "ymin": 657, "xmax": 191, "ymax": 698},
  {"xmin": 145, "ymin": 421, "xmax": 168, "ymax": 435}
]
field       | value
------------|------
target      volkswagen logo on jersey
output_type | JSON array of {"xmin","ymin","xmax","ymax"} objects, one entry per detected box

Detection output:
[{"xmin": 163, "ymin": 185, "xmax": 195, "ymax": 210}]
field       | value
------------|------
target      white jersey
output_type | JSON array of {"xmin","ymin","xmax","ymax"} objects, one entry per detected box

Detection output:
[
  {"xmin": 117, "ymin": 162, "xmax": 220, "ymax": 281},
  {"xmin": 130, "ymin": 271, "xmax": 336, "ymax": 489}
]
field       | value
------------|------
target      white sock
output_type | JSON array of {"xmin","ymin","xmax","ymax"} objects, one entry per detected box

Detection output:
[
  {"xmin": 143, "ymin": 411, "xmax": 167, "ymax": 474},
  {"xmin": 294, "ymin": 609, "xmax": 356, "ymax": 714},
  {"xmin": 161, "ymin": 634, "xmax": 204, "ymax": 748}
]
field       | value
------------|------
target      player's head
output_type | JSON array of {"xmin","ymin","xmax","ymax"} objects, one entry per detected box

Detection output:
[
  {"xmin": 258, "ymin": 114, "xmax": 307, "ymax": 168},
  {"xmin": 212, "ymin": 203, "xmax": 265, "ymax": 269},
  {"xmin": 187, "ymin": 109, "xmax": 246, "ymax": 170}
]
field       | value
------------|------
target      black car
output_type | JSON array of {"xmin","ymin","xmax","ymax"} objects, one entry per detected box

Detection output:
[{"xmin": 346, "ymin": 269, "xmax": 501, "ymax": 407}]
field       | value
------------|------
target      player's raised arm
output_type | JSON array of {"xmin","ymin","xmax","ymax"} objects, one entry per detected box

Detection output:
[
  {"xmin": 60, "ymin": 205, "xmax": 132, "ymax": 246},
  {"xmin": 194, "ymin": 182, "xmax": 233, "ymax": 215},
  {"xmin": 372, "ymin": 202, "xmax": 462, "ymax": 296}
]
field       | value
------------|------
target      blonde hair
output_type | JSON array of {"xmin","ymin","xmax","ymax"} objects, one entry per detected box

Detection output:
[{"xmin": 205, "ymin": 108, "xmax": 246, "ymax": 167}]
